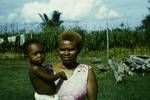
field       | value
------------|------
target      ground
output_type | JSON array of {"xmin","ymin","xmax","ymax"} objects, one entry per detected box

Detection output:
[{"xmin": 0, "ymin": 48, "xmax": 150, "ymax": 100}]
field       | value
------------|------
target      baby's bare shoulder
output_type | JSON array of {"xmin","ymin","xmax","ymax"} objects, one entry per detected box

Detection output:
[{"xmin": 30, "ymin": 65, "xmax": 44, "ymax": 73}]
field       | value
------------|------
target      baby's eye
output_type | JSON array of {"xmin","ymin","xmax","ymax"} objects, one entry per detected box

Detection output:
[{"xmin": 33, "ymin": 52, "xmax": 38, "ymax": 55}]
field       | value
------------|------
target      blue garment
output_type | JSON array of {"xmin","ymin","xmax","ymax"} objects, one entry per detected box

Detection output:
[{"xmin": 44, "ymin": 64, "xmax": 54, "ymax": 75}]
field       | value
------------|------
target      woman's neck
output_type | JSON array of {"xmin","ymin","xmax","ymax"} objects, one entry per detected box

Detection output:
[{"xmin": 62, "ymin": 61, "xmax": 79, "ymax": 69}]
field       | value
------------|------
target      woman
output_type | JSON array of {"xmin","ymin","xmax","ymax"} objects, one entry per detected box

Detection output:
[{"xmin": 53, "ymin": 32, "xmax": 98, "ymax": 100}]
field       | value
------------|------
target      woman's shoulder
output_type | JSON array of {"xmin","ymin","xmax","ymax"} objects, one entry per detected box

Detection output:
[
  {"xmin": 75, "ymin": 64, "xmax": 92, "ymax": 73},
  {"xmin": 79, "ymin": 64, "xmax": 92, "ymax": 69}
]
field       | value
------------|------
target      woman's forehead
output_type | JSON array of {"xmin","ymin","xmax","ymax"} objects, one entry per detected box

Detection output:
[
  {"xmin": 59, "ymin": 40, "xmax": 76, "ymax": 47},
  {"xmin": 60, "ymin": 40, "xmax": 75, "ymax": 45},
  {"xmin": 63, "ymin": 40, "xmax": 71, "ymax": 44}
]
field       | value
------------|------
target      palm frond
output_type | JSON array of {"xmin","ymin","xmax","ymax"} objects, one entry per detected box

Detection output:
[
  {"xmin": 43, "ymin": 13, "xmax": 49, "ymax": 22},
  {"xmin": 38, "ymin": 13, "xmax": 46, "ymax": 23}
]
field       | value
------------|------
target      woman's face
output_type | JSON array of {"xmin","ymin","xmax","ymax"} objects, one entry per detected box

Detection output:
[{"xmin": 59, "ymin": 40, "xmax": 79, "ymax": 65}]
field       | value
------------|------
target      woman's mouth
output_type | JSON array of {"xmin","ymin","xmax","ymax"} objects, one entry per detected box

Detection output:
[{"xmin": 63, "ymin": 57, "xmax": 70, "ymax": 60}]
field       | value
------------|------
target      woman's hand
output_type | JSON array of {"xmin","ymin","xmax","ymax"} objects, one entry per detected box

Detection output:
[{"xmin": 58, "ymin": 71, "xmax": 67, "ymax": 80}]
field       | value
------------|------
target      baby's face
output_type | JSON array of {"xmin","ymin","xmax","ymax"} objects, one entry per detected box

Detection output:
[{"xmin": 27, "ymin": 43, "xmax": 45, "ymax": 65}]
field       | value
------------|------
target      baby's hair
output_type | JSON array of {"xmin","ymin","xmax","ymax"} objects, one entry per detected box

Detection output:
[
  {"xmin": 57, "ymin": 32, "xmax": 82, "ymax": 52},
  {"xmin": 23, "ymin": 39, "xmax": 44, "ymax": 55}
]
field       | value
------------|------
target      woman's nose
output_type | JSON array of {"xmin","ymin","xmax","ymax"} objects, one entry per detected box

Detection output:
[{"xmin": 64, "ymin": 50, "xmax": 69, "ymax": 55}]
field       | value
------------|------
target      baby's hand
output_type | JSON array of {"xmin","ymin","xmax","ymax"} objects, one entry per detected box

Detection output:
[{"xmin": 58, "ymin": 71, "xmax": 67, "ymax": 80}]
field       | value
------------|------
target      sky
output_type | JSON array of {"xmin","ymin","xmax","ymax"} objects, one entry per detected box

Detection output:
[{"xmin": 0, "ymin": 0, "xmax": 149, "ymax": 30}]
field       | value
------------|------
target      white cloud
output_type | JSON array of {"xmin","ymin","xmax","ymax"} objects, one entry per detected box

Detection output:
[
  {"xmin": 52, "ymin": 0, "xmax": 93, "ymax": 20},
  {"xmin": 108, "ymin": 10, "xmax": 119, "ymax": 18},
  {"xmin": 4, "ymin": 0, "xmax": 120, "ymax": 23},
  {"xmin": 7, "ymin": 13, "xmax": 18, "ymax": 22},
  {"xmin": 21, "ymin": 1, "xmax": 50, "ymax": 23},
  {"xmin": 0, "ymin": 12, "xmax": 18, "ymax": 23},
  {"xmin": 95, "ymin": 5, "xmax": 120, "ymax": 20}
]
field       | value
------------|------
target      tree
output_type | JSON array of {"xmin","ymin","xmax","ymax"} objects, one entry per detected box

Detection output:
[
  {"xmin": 141, "ymin": 15, "xmax": 150, "ymax": 32},
  {"xmin": 140, "ymin": 0, "xmax": 150, "ymax": 45},
  {"xmin": 39, "ymin": 10, "xmax": 63, "ymax": 30},
  {"xmin": 141, "ymin": 0, "xmax": 150, "ymax": 32},
  {"xmin": 132, "ymin": 1, "xmax": 150, "ymax": 47},
  {"xmin": 38, "ymin": 11, "xmax": 64, "ymax": 52}
]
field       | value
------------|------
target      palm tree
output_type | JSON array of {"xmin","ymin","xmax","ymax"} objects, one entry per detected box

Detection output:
[
  {"xmin": 140, "ymin": 0, "xmax": 150, "ymax": 45},
  {"xmin": 39, "ymin": 10, "xmax": 63, "ymax": 29},
  {"xmin": 51, "ymin": 10, "xmax": 63, "ymax": 26},
  {"xmin": 141, "ymin": 15, "xmax": 150, "ymax": 32},
  {"xmin": 141, "ymin": 0, "xmax": 150, "ymax": 32}
]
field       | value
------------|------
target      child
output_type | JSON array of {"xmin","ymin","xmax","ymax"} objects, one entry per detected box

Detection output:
[{"xmin": 23, "ymin": 39, "xmax": 67, "ymax": 100}]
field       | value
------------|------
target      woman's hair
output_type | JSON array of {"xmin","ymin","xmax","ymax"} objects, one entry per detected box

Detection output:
[
  {"xmin": 57, "ymin": 32, "xmax": 82, "ymax": 52},
  {"xmin": 23, "ymin": 39, "xmax": 44, "ymax": 55}
]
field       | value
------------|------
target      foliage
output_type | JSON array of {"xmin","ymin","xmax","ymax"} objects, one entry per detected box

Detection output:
[
  {"xmin": 0, "ymin": 26, "xmax": 149, "ymax": 52},
  {"xmin": 38, "ymin": 27, "xmax": 64, "ymax": 52},
  {"xmin": 39, "ymin": 10, "xmax": 63, "ymax": 31},
  {"xmin": 84, "ymin": 31, "xmax": 106, "ymax": 50},
  {"xmin": 36, "ymin": 10, "xmax": 64, "ymax": 52},
  {"xmin": 142, "ymin": 15, "xmax": 150, "ymax": 31},
  {"xmin": 139, "ymin": 0, "xmax": 150, "ymax": 46}
]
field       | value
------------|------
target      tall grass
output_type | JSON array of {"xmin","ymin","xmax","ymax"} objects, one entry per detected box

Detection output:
[{"xmin": 0, "ymin": 23, "xmax": 150, "ymax": 52}]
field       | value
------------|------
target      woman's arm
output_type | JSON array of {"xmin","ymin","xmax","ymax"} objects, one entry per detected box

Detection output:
[{"xmin": 87, "ymin": 68, "xmax": 98, "ymax": 100}]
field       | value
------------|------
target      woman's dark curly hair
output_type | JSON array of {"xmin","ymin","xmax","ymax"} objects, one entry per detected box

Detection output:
[{"xmin": 57, "ymin": 32, "xmax": 83, "ymax": 53}]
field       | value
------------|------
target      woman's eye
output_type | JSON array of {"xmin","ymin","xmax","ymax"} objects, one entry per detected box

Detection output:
[
  {"xmin": 60, "ymin": 48, "xmax": 75, "ymax": 51},
  {"xmin": 69, "ymin": 49, "xmax": 74, "ymax": 51}
]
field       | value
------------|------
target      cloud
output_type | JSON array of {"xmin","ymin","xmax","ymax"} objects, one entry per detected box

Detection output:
[
  {"xmin": 0, "ymin": 12, "xmax": 19, "ymax": 23},
  {"xmin": 95, "ymin": 5, "xmax": 120, "ymax": 20},
  {"xmin": 4, "ymin": 0, "xmax": 120, "ymax": 23},
  {"xmin": 21, "ymin": 1, "xmax": 49, "ymax": 23},
  {"xmin": 55, "ymin": 0, "xmax": 96, "ymax": 20},
  {"xmin": 7, "ymin": 13, "xmax": 18, "ymax": 22}
]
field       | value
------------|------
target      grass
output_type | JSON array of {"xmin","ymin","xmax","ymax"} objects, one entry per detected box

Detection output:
[
  {"xmin": 98, "ymin": 71, "xmax": 150, "ymax": 100},
  {"xmin": 0, "ymin": 48, "xmax": 150, "ymax": 100},
  {"xmin": 0, "ymin": 59, "xmax": 33, "ymax": 100}
]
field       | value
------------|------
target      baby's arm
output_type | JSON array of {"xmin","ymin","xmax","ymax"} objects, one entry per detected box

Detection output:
[{"xmin": 31, "ymin": 66, "xmax": 67, "ymax": 83}]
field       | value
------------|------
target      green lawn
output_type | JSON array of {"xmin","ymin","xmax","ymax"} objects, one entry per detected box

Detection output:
[
  {"xmin": 0, "ymin": 48, "xmax": 150, "ymax": 100},
  {"xmin": 0, "ymin": 59, "xmax": 34, "ymax": 100}
]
